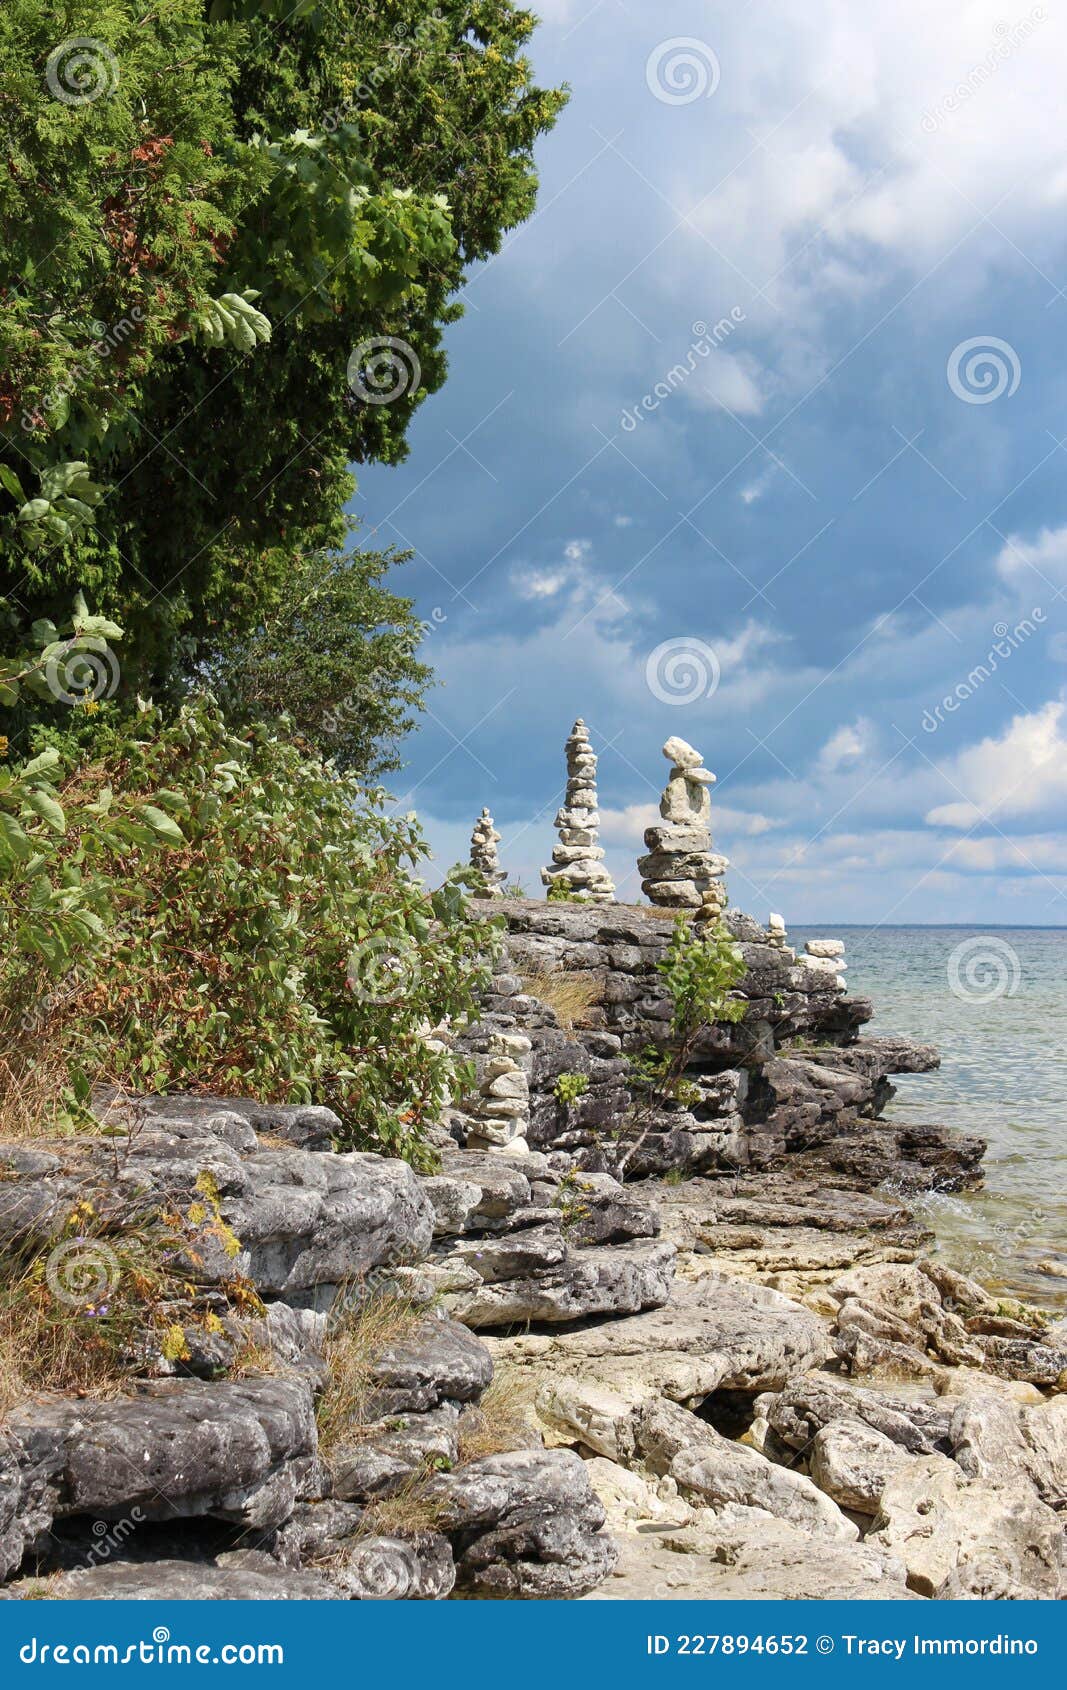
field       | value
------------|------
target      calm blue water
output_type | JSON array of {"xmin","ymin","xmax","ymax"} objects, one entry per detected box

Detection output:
[{"xmin": 792, "ymin": 926, "xmax": 1067, "ymax": 1309}]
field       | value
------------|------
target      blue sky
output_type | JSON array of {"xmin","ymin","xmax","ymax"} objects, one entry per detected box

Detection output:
[{"xmin": 354, "ymin": 0, "xmax": 1067, "ymax": 924}]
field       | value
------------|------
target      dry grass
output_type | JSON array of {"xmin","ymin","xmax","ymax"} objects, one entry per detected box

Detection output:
[
  {"xmin": 520, "ymin": 969, "xmax": 600, "ymax": 1031},
  {"xmin": 226, "ymin": 1336, "xmax": 280, "ymax": 1379},
  {"xmin": 315, "ymin": 1294, "xmax": 423, "ymax": 1464},
  {"xmin": 356, "ymin": 1473, "xmax": 448, "ymax": 1541},
  {"xmin": 456, "ymin": 1366, "xmax": 535, "ymax": 1462},
  {"xmin": 0, "ymin": 1018, "xmax": 75, "ymax": 1143},
  {"xmin": 0, "ymin": 1255, "xmax": 130, "ymax": 1417}
]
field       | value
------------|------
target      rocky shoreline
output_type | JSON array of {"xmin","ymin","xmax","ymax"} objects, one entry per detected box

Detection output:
[{"xmin": 1, "ymin": 896, "xmax": 1063, "ymax": 1601}]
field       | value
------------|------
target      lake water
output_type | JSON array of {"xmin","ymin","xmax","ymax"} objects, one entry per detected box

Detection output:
[{"xmin": 791, "ymin": 925, "xmax": 1067, "ymax": 1310}]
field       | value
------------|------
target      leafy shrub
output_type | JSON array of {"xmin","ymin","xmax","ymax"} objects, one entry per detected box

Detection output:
[
  {"xmin": 553, "ymin": 1071, "xmax": 589, "ymax": 1107},
  {"xmin": 545, "ymin": 877, "xmax": 576, "ymax": 903},
  {"xmin": 620, "ymin": 917, "xmax": 746, "ymax": 1174},
  {"xmin": 0, "ymin": 698, "xmax": 497, "ymax": 1162}
]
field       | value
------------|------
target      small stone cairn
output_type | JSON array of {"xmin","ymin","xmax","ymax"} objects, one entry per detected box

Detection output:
[
  {"xmin": 801, "ymin": 936, "xmax": 847, "ymax": 988},
  {"xmin": 470, "ymin": 807, "xmax": 505, "ymax": 897},
  {"xmin": 637, "ymin": 736, "xmax": 728, "ymax": 918},
  {"xmin": 541, "ymin": 719, "xmax": 616, "ymax": 903},
  {"xmin": 766, "ymin": 912, "xmax": 795, "ymax": 959}
]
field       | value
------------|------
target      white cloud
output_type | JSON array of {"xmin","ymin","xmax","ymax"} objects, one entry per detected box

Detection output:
[
  {"xmin": 995, "ymin": 523, "xmax": 1067, "ymax": 589},
  {"xmin": 665, "ymin": 0, "xmax": 1067, "ymax": 366},
  {"xmin": 513, "ymin": 537, "xmax": 599, "ymax": 602},
  {"xmin": 739, "ymin": 464, "xmax": 778, "ymax": 504},
  {"xmin": 599, "ymin": 800, "xmax": 774, "ymax": 845},
  {"xmin": 685, "ymin": 350, "xmax": 766, "ymax": 416},
  {"xmin": 924, "ymin": 700, "xmax": 1067, "ymax": 828},
  {"xmin": 517, "ymin": 567, "xmax": 571, "ymax": 599},
  {"xmin": 816, "ymin": 717, "xmax": 876, "ymax": 774}
]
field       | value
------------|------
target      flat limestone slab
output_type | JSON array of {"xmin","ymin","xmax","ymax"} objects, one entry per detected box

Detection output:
[
  {"xmin": 492, "ymin": 1278, "xmax": 831, "ymax": 1458},
  {"xmin": 583, "ymin": 1519, "xmax": 918, "ymax": 1601}
]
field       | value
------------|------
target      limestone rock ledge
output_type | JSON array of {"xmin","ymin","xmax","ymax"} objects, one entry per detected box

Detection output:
[{"xmin": 2, "ymin": 900, "xmax": 1063, "ymax": 1604}]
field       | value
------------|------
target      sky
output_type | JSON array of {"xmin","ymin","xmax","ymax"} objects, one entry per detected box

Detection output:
[{"xmin": 354, "ymin": 0, "xmax": 1067, "ymax": 925}]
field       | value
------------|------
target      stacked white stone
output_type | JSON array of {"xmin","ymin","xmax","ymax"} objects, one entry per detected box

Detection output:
[
  {"xmin": 766, "ymin": 912, "xmax": 796, "ymax": 959},
  {"xmin": 638, "ymin": 736, "xmax": 729, "ymax": 918},
  {"xmin": 540, "ymin": 718, "xmax": 616, "ymax": 903},
  {"xmin": 470, "ymin": 807, "xmax": 505, "ymax": 897},
  {"xmin": 462, "ymin": 1030, "xmax": 532, "ymax": 1150},
  {"xmin": 802, "ymin": 937, "xmax": 847, "ymax": 987}
]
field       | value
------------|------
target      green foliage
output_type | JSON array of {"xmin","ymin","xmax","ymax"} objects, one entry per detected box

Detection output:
[
  {"xmin": 0, "ymin": 603, "xmax": 183, "ymax": 975},
  {"xmin": 1, "ymin": 0, "xmax": 566, "ymax": 708},
  {"xmin": 546, "ymin": 877, "xmax": 576, "ymax": 903},
  {"xmin": 553, "ymin": 1071, "xmax": 589, "ymax": 1108},
  {"xmin": 502, "ymin": 880, "xmax": 527, "ymax": 898},
  {"xmin": 624, "ymin": 917, "xmax": 747, "ymax": 1140},
  {"xmin": 0, "ymin": 699, "xmax": 498, "ymax": 1160},
  {"xmin": 659, "ymin": 913, "xmax": 747, "ymax": 1044},
  {"xmin": 207, "ymin": 544, "xmax": 432, "ymax": 777}
]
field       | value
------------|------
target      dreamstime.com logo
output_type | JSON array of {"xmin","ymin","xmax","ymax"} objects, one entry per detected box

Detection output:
[
  {"xmin": 19, "ymin": 1628, "xmax": 284, "ymax": 1667},
  {"xmin": 345, "ymin": 935, "xmax": 421, "ymax": 1004},
  {"xmin": 921, "ymin": 610, "xmax": 1045, "ymax": 732},
  {"xmin": 347, "ymin": 335, "xmax": 421, "ymax": 405},
  {"xmin": 947, "ymin": 336, "xmax": 1021, "ymax": 404},
  {"xmin": 620, "ymin": 313, "xmax": 746, "ymax": 432},
  {"xmin": 45, "ymin": 1237, "xmax": 121, "ymax": 1309},
  {"xmin": 343, "ymin": 1538, "xmax": 424, "ymax": 1598},
  {"xmin": 947, "ymin": 935, "xmax": 1022, "ymax": 1002},
  {"xmin": 646, "ymin": 38, "xmax": 720, "ymax": 105},
  {"xmin": 45, "ymin": 37, "xmax": 120, "ymax": 106},
  {"xmin": 44, "ymin": 642, "xmax": 121, "ymax": 706},
  {"xmin": 645, "ymin": 637, "xmax": 721, "ymax": 706},
  {"xmin": 920, "ymin": 10, "xmax": 1046, "ymax": 134}
]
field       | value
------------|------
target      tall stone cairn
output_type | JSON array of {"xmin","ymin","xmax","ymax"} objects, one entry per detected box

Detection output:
[
  {"xmin": 637, "ymin": 735, "xmax": 728, "ymax": 919},
  {"xmin": 540, "ymin": 719, "xmax": 616, "ymax": 903},
  {"xmin": 470, "ymin": 807, "xmax": 505, "ymax": 897}
]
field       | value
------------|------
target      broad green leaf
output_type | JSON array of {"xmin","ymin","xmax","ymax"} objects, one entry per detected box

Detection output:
[
  {"xmin": 22, "ymin": 789, "xmax": 66, "ymax": 833},
  {"xmin": 19, "ymin": 747, "xmax": 62, "ymax": 780},
  {"xmin": 0, "ymin": 812, "xmax": 32, "ymax": 859},
  {"xmin": 140, "ymin": 805, "xmax": 186, "ymax": 845}
]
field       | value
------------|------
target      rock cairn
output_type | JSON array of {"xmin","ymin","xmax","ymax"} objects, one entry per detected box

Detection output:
[
  {"xmin": 470, "ymin": 807, "xmax": 505, "ymax": 897},
  {"xmin": 637, "ymin": 736, "xmax": 728, "ymax": 917},
  {"xmin": 541, "ymin": 719, "xmax": 616, "ymax": 903},
  {"xmin": 765, "ymin": 912, "xmax": 795, "ymax": 959},
  {"xmin": 801, "ymin": 936, "xmax": 846, "ymax": 989}
]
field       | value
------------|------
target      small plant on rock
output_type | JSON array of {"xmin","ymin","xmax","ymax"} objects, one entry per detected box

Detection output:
[
  {"xmin": 554, "ymin": 1071, "xmax": 589, "ymax": 1108},
  {"xmin": 545, "ymin": 876, "xmax": 577, "ymax": 903},
  {"xmin": 553, "ymin": 1167, "xmax": 596, "ymax": 1231},
  {"xmin": 619, "ymin": 916, "xmax": 746, "ymax": 1177}
]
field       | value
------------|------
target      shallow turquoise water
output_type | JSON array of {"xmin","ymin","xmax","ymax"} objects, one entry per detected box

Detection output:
[{"xmin": 791, "ymin": 925, "xmax": 1067, "ymax": 1309}]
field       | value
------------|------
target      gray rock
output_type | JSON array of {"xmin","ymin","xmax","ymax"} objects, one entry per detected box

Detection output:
[
  {"xmin": 325, "ymin": 1533, "xmax": 456, "ymax": 1600},
  {"xmin": 330, "ymin": 1407, "xmax": 460, "ymax": 1502},
  {"xmin": 270, "ymin": 1498, "xmax": 367, "ymax": 1566},
  {"xmin": 4, "ymin": 1377, "xmax": 316, "ymax": 1539},
  {"xmin": 15, "ymin": 1557, "xmax": 340, "ymax": 1600},
  {"xmin": 429, "ymin": 1447, "xmax": 617, "ymax": 1598},
  {"xmin": 362, "ymin": 1316, "xmax": 494, "ymax": 1417},
  {"xmin": 436, "ymin": 1239, "xmax": 676, "ymax": 1328},
  {"xmin": 224, "ymin": 1149, "xmax": 435, "ymax": 1303},
  {"xmin": 763, "ymin": 1373, "xmax": 953, "ymax": 1457}
]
